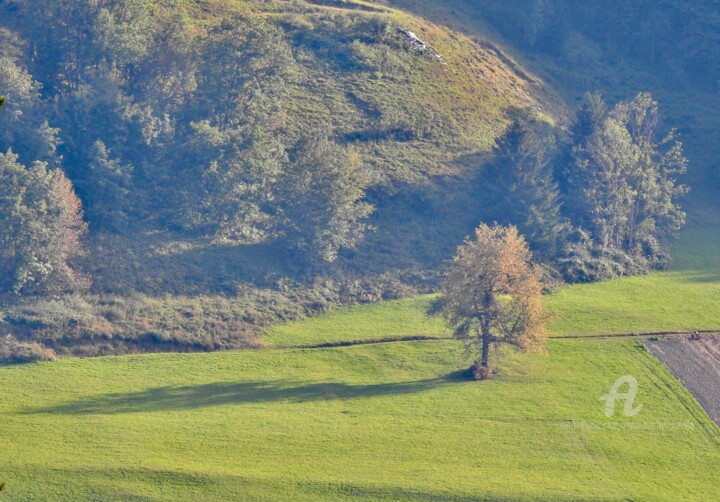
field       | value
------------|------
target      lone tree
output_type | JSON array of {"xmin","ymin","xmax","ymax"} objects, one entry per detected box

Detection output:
[{"xmin": 430, "ymin": 224, "xmax": 547, "ymax": 379}]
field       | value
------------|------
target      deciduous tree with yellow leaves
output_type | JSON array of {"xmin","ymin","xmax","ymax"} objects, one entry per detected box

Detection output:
[{"xmin": 430, "ymin": 224, "xmax": 547, "ymax": 379}]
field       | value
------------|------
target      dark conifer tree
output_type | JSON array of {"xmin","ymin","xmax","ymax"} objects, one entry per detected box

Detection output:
[{"xmin": 484, "ymin": 117, "xmax": 567, "ymax": 261}]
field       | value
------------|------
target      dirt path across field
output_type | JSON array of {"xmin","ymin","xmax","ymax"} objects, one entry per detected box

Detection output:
[
  {"xmin": 287, "ymin": 330, "xmax": 720, "ymax": 350},
  {"xmin": 647, "ymin": 336, "xmax": 720, "ymax": 426}
]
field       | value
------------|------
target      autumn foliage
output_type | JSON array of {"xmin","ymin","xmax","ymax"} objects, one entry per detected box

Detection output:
[
  {"xmin": 430, "ymin": 224, "xmax": 546, "ymax": 379},
  {"xmin": 0, "ymin": 152, "xmax": 88, "ymax": 295}
]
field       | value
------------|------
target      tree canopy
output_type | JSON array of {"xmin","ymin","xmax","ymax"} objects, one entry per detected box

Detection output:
[
  {"xmin": 430, "ymin": 224, "xmax": 546, "ymax": 379},
  {"xmin": 0, "ymin": 151, "xmax": 88, "ymax": 295}
]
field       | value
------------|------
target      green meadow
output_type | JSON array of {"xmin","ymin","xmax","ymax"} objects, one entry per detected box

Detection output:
[
  {"xmin": 546, "ymin": 226, "xmax": 720, "ymax": 336},
  {"xmin": 2, "ymin": 1, "xmax": 720, "ymax": 500},
  {"xmin": 0, "ymin": 338, "xmax": 718, "ymax": 501},
  {"xmin": 267, "ymin": 226, "xmax": 720, "ymax": 348},
  {"xmin": 1, "ymin": 227, "xmax": 720, "ymax": 501}
]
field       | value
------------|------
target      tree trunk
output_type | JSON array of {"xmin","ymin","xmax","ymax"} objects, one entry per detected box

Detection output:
[
  {"xmin": 481, "ymin": 322, "xmax": 491, "ymax": 368},
  {"xmin": 478, "ymin": 294, "xmax": 493, "ymax": 372}
]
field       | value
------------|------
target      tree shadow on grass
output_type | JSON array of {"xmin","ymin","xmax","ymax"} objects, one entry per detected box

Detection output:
[
  {"xmin": 23, "ymin": 370, "xmax": 472, "ymax": 416},
  {"xmin": 673, "ymin": 270, "xmax": 720, "ymax": 283}
]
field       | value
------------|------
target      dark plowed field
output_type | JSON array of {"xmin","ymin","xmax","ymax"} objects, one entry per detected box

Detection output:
[{"xmin": 647, "ymin": 336, "xmax": 720, "ymax": 425}]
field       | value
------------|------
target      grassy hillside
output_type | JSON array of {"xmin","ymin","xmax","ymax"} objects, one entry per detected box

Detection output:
[
  {"xmin": 2, "ymin": 4, "xmax": 719, "ymax": 499},
  {"xmin": 3, "ymin": 0, "xmax": 712, "ymax": 359},
  {"xmin": 259, "ymin": 0, "xmax": 552, "ymax": 183},
  {"xmin": 0, "ymin": 0, "xmax": 564, "ymax": 354},
  {"xmin": 0, "ymin": 338, "xmax": 718, "ymax": 501},
  {"xmin": 386, "ymin": 0, "xmax": 720, "ymax": 192},
  {"xmin": 0, "ymin": 0, "xmax": 554, "ymax": 249}
]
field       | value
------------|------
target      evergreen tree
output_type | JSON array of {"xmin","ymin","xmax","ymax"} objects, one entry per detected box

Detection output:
[
  {"xmin": 84, "ymin": 140, "xmax": 134, "ymax": 230},
  {"xmin": 558, "ymin": 92, "xmax": 608, "ymax": 217},
  {"xmin": 484, "ymin": 118, "xmax": 567, "ymax": 260}
]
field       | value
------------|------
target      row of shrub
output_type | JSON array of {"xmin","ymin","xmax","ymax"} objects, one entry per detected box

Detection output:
[{"xmin": 0, "ymin": 271, "xmax": 422, "ymax": 361}]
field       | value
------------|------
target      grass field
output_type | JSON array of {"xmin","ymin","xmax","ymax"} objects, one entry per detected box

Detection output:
[
  {"xmin": 546, "ymin": 226, "xmax": 720, "ymax": 336},
  {"xmin": 2, "ymin": 1, "xmax": 720, "ymax": 499},
  {"xmin": 0, "ymin": 337, "xmax": 718, "ymax": 501},
  {"xmin": 3, "ymin": 222, "xmax": 720, "ymax": 501},
  {"xmin": 264, "ymin": 296, "xmax": 450, "ymax": 347},
  {"xmin": 266, "ymin": 226, "xmax": 720, "ymax": 347},
  {"xmin": 3, "ymin": 228, "xmax": 719, "ymax": 500}
]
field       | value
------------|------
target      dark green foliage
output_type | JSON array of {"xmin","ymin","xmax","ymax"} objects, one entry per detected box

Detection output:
[
  {"xmin": 556, "ymin": 229, "xmax": 650, "ymax": 283},
  {"xmin": 0, "ymin": 55, "xmax": 60, "ymax": 166},
  {"xmin": 190, "ymin": 116, "xmax": 287, "ymax": 241},
  {"xmin": 482, "ymin": 116, "xmax": 567, "ymax": 260},
  {"xmin": 279, "ymin": 136, "xmax": 374, "ymax": 264},
  {"xmin": 83, "ymin": 141, "xmax": 135, "ymax": 230},
  {"xmin": 555, "ymin": 93, "xmax": 688, "ymax": 281},
  {"xmin": 476, "ymin": 92, "xmax": 688, "ymax": 282},
  {"xmin": 556, "ymin": 92, "xmax": 608, "ymax": 208},
  {"xmin": 191, "ymin": 15, "xmax": 296, "ymax": 126},
  {"xmin": 0, "ymin": 152, "xmax": 88, "ymax": 295}
]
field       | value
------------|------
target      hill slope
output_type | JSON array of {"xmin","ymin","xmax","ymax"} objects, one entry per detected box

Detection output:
[
  {"xmin": 387, "ymin": 0, "xmax": 720, "ymax": 197},
  {"xmin": 0, "ymin": 0, "xmax": 715, "ymax": 358},
  {"xmin": 0, "ymin": 0, "xmax": 565, "ymax": 355},
  {"xmin": 4, "ymin": 185, "xmax": 720, "ymax": 500}
]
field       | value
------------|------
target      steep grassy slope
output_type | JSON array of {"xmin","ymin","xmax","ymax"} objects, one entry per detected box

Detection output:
[
  {"xmin": 385, "ymin": 0, "xmax": 720, "ymax": 193},
  {"xmin": 0, "ymin": 0, "xmax": 570, "ymax": 358},
  {"xmin": 5, "ymin": 0, "xmax": 559, "ymax": 286},
  {"xmin": 72, "ymin": 0, "xmax": 719, "ymax": 298},
  {"xmin": 1, "ymin": 337, "xmax": 718, "ymax": 501},
  {"xmin": 7, "ymin": 0, "xmax": 556, "ymax": 186},
  {"xmin": 256, "ymin": 0, "xmax": 548, "ymax": 183}
]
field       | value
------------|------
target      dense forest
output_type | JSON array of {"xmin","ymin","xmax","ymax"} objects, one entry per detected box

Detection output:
[{"xmin": 0, "ymin": 0, "xmax": 700, "ymax": 359}]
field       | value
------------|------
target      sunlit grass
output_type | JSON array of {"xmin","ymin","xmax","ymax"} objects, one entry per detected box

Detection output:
[
  {"xmin": 264, "ymin": 296, "xmax": 450, "ymax": 347},
  {"xmin": 546, "ymin": 226, "xmax": 720, "ymax": 336},
  {"xmin": 0, "ymin": 337, "xmax": 718, "ymax": 500}
]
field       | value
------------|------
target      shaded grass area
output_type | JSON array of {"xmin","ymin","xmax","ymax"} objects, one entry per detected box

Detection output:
[{"xmin": 1, "ymin": 338, "xmax": 718, "ymax": 501}]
